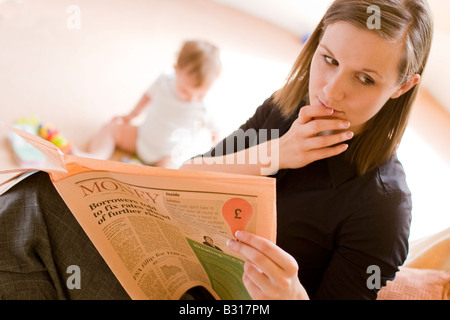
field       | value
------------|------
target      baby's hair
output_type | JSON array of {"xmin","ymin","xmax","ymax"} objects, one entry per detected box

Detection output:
[{"xmin": 176, "ymin": 40, "xmax": 222, "ymax": 87}]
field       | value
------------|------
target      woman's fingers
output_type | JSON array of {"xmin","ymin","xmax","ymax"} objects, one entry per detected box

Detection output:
[
  {"xmin": 292, "ymin": 104, "xmax": 354, "ymax": 155},
  {"xmin": 302, "ymin": 118, "xmax": 351, "ymax": 138},
  {"xmin": 296, "ymin": 104, "xmax": 351, "ymax": 137},
  {"xmin": 304, "ymin": 130, "xmax": 354, "ymax": 151},
  {"xmin": 242, "ymin": 270, "xmax": 264, "ymax": 297},
  {"xmin": 227, "ymin": 237, "xmax": 278, "ymax": 281},
  {"xmin": 243, "ymin": 261, "xmax": 276, "ymax": 299},
  {"xmin": 227, "ymin": 231, "xmax": 308, "ymax": 300},
  {"xmin": 230, "ymin": 231, "xmax": 298, "ymax": 277},
  {"xmin": 296, "ymin": 105, "xmax": 335, "ymax": 124}
]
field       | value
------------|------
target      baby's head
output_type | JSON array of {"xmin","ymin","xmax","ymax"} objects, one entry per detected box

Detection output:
[{"xmin": 174, "ymin": 40, "xmax": 222, "ymax": 102}]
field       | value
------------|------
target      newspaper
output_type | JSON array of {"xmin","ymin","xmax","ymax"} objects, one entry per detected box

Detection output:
[{"xmin": 1, "ymin": 124, "xmax": 277, "ymax": 300}]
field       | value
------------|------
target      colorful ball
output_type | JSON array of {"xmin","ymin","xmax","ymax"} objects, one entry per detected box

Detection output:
[
  {"xmin": 38, "ymin": 123, "xmax": 58, "ymax": 140},
  {"xmin": 50, "ymin": 133, "xmax": 71, "ymax": 153}
]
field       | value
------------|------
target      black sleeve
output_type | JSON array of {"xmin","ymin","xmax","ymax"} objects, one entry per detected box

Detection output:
[
  {"xmin": 203, "ymin": 97, "xmax": 284, "ymax": 157},
  {"xmin": 312, "ymin": 192, "xmax": 412, "ymax": 300}
]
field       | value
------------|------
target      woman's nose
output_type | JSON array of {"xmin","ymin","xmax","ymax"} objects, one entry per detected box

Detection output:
[{"xmin": 323, "ymin": 72, "xmax": 345, "ymax": 102}]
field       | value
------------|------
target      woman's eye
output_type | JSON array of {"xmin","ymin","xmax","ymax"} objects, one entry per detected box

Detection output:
[
  {"xmin": 324, "ymin": 55, "xmax": 338, "ymax": 66},
  {"xmin": 358, "ymin": 74, "xmax": 375, "ymax": 86}
]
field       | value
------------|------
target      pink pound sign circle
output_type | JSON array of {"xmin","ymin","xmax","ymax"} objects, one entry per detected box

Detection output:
[{"xmin": 222, "ymin": 198, "xmax": 253, "ymax": 237}]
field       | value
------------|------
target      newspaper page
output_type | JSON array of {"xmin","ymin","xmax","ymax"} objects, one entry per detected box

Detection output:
[
  {"xmin": 52, "ymin": 156, "xmax": 277, "ymax": 300},
  {"xmin": 0, "ymin": 123, "xmax": 67, "ymax": 195},
  {"xmin": 1, "ymin": 124, "xmax": 277, "ymax": 300}
]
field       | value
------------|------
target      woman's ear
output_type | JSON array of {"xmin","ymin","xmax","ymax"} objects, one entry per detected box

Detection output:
[{"xmin": 391, "ymin": 74, "xmax": 421, "ymax": 99}]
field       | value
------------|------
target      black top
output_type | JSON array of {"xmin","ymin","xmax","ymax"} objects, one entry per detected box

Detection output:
[{"xmin": 205, "ymin": 98, "xmax": 411, "ymax": 299}]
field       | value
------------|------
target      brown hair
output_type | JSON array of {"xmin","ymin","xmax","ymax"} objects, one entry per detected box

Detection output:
[
  {"xmin": 176, "ymin": 40, "xmax": 222, "ymax": 87},
  {"xmin": 273, "ymin": 0, "xmax": 434, "ymax": 175}
]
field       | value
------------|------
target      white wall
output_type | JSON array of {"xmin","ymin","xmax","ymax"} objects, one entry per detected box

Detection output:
[
  {"xmin": 212, "ymin": 0, "xmax": 332, "ymax": 36},
  {"xmin": 422, "ymin": 29, "xmax": 450, "ymax": 113}
]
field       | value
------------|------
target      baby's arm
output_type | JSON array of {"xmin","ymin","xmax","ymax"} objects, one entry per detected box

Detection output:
[{"xmin": 115, "ymin": 94, "xmax": 151, "ymax": 123}]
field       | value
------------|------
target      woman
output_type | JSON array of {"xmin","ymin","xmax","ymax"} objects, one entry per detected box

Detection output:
[
  {"xmin": 0, "ymin": 0, "xmax": 433, "ymax": 300},
  {"xmin": 181, "ymin": 0, "xmax": 434, "ymax": 299}
]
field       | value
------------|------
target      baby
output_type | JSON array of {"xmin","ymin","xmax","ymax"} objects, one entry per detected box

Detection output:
[{"xmin": 78, "ymin": 40, "xmax": 222, "ymax": 168}]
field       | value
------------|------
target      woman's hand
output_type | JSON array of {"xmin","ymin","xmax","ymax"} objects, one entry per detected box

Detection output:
[
  {"xmin": 227, "ymin": 231, "xmax": 309, "ymax": 300},
  {"xmin": 278, "ymin": 105, "xmax": 354, "ymax": 170},
  {"xmin": 180, "ymin": 104, "xmax": 353, "ymax": 176}
]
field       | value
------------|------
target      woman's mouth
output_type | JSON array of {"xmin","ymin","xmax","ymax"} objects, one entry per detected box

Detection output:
[{"xmin": 318, "ymin": 98, "xmax": 344, "ymax": 117}]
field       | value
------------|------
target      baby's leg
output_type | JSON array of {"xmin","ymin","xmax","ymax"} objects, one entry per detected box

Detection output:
[{"xmin": 80, "ymin": 120, "xmax": 138, "ymax": 160}]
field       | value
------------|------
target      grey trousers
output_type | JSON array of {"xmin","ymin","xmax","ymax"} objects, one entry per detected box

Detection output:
[{"xmin": 0, "ymin": 171, "xmax": 131, "ymax": 300}]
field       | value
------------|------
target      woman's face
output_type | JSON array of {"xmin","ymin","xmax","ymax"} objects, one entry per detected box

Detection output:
[{"xmin": 309, "ymin": 21, "xmax": 415, "ymax": 135}]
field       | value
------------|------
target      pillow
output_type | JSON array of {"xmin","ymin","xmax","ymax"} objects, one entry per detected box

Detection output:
[{"xmin": 377, "ymin": 267, "xmax": 450, "ymax": 300}]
